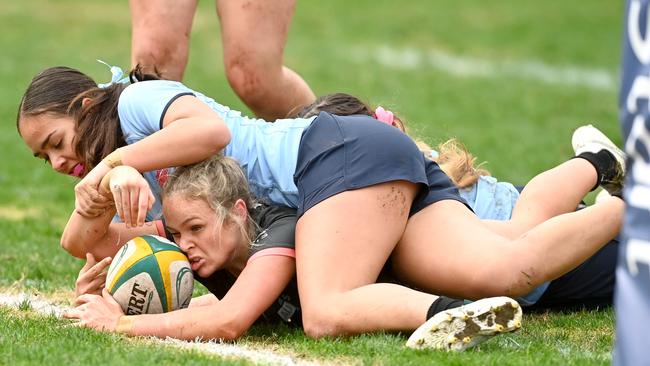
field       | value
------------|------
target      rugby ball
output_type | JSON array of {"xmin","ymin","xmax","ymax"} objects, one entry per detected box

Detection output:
[{"xmin": 106, "ymin": 235, "xmax": 194, "ymax": 315}]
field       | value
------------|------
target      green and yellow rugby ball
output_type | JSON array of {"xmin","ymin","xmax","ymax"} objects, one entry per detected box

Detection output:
[{"xmin": 106, "ymin": 235, "xmax": 194, "ymax": 314}]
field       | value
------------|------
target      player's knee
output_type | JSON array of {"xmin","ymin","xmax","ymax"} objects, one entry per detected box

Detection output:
[
  {"xmin": 301, "ymin": 300, "xmax": 347, "ymax": 339},
  {"xmin": 133, "ymin": 40, "xmax": 187, "ymax": 80},
  {"xmin": 224, "ymin": 58, "xmax": 277, "ymax": 109},
  {"xmin": 302, "ymin": 312, "xmax": 337, "ymax": 339}
]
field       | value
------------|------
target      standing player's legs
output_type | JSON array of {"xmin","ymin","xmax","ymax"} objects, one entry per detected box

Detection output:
[
  {"xmin": 615, "ymin": 1, "xmax": 650, "ymax": 364},
  {"xmin": 129, "ymin": 0, "xmax": 197, "ymax": 80},
  {"xmin": 295, "ymin": 181, "xmax": 439, "ymax": 337},
  {"xmin": 217, "ymin": 0, "xmax": 316, "ymax": 120}
]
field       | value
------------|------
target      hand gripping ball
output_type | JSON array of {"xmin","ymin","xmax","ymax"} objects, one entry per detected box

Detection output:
[{"xmin": 106, "ymin": 235, "xmax": 194, "ymax": 314}]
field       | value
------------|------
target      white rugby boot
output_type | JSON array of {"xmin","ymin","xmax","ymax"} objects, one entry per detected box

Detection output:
[
  {"xmin": 406, "ymin": 296, "xmax": 522, "ymax": 352},
  {"xmin": 572, "ymin": 124, "xmax": 626, "ymax": 196}
]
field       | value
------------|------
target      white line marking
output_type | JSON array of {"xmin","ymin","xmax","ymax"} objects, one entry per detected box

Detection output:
[
  {"xmin": 0, "ymin": 292, "xmax": 320, "ymax": 366},
  {"xmin": 152, "ymin": 337, "xmax": 319, "ymax": 366},
  {"xmin": 350, "ymin": 45, "xmax": 617, "ymax": 91},
  {"xmin": 0, "ymin": 292, "xmax": 68, "ymax": 317}
]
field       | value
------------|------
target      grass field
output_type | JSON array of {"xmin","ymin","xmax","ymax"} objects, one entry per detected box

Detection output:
[{"xmin": 0, "ymin": 0, "xmax": 623, "ymax": 365}]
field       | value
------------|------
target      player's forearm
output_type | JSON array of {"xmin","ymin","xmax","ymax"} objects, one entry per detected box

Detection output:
[
  {"xmin": 61, "ymin": 207, "xmax": 117, "ymax": 259},
  {"xmin": 188, "ymin": 294, "xmax": 220, "ymax": 308},
  {"xmin": 120, "ymin": 118, "xmax": 231, "ymax": 173},
  {"xmin": 61, "ymin": 208, "xmax": 160, "ymax": 259},
  {"xmin": 127, "ymin": 304, "xmax": 252, "ymax": 341}
]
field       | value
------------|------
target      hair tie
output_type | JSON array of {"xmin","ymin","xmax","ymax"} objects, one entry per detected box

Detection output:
[
  {"xmin": 374, "ymin": 106, "xmax": 395, "ymax": 126},
  {"xmin": 96, "ymin": 59, "xmax": 130, "ymax": 88}
]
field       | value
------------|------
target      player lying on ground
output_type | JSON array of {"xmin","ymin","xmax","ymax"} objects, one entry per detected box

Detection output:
[
  {"xmin": 18, "ymin": 65, "xmax": 623, "ymax": 344},
  {"xmin": 65, "ymin": 155, "xmax": 522, "ymax": 351},
  {"xmin": 292, "ymin": 93, "xmax": 620, "ymax": 310}
]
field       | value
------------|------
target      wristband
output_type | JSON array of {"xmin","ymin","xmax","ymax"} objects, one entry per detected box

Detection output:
[
  {"xmin": 116, "ymin": 315, "xmax": 135, "ymax": 334},
  {"xmin": 103, "ymin": 149, "xmax": 123, "ymax": 169}
]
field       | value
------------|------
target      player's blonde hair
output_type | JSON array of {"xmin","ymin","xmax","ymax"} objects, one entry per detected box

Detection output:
[
  {"xmin": 162, "ymin": 155, "xmax": 257, "ymax": 244},
  {"xmin": 414, "ymin": 139, "xmax": 489, "ymax": 189},
  {"xmin": 294, "ymin": 93, "xmax": 489, "ymax": 188}
]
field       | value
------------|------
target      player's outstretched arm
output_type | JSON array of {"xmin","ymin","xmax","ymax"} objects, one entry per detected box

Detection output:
[
  {"xmin": 188, "ymin": 294, "xmax": 219, "ymax": 308},
  {"xmin": 65, "ymin": 255, "xmax": 295, "ymax": 340}
]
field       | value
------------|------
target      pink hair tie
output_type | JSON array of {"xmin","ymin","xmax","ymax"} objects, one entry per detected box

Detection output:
[{"xmin": 374, "ymin": 106, "xmax": 395, "ymax": 126}]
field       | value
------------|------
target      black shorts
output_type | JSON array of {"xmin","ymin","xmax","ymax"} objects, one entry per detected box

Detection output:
[{"xmin": 293, "ymin": 112, "xmax": 469, "ymax": 218}]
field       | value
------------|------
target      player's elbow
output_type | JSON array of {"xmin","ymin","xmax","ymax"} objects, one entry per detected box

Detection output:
[
  {"xmin": 213, "ymin": 123, "xmax": 231, "ymax": 151},
  {"xmin": 205, "ymin": 318, "xmax": 249, "ymax": 341},
  {"xmin": 60, "ymin": 233, "xmax": 84, "ymax": 259},
  {"xmin": 210, "ymin": 307, "xmax": 254, "ymax": 341},
  {"xmin": 220, "ymin": 325, "xmax": 246, "ymax": 341},
  {"xmin": 202, "ymin": 121, "xmax": 231, "ymax": 155}
]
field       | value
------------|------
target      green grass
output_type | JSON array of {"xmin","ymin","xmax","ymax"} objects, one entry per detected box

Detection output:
[
  {"xmin": 0, "ymin": 307, "xmax": 250, "ymax": 365},
  {"xmin": 0, "ymin": 306, "xmax": 613, "ymax": 366},
  {"xmin": 241, "ymin": 309, "xmax": 613, "ymax": 365},
  {"xmin": 0, "ymin": 0, "xmax": 621, "ymax": 364}
]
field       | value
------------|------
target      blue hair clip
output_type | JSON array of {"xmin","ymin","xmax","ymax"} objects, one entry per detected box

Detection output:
[{"xmin": 96, "ymin": 59, "xmax": 130, "ymax": 88}]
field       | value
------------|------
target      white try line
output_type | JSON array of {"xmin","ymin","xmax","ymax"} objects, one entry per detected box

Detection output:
[
  {"xmin": 0, "ymin": 292, "xmax": 68, "ymax": 317},
  {"xmin": 349, "ymin": 45, "xmax": 617, "ymax": 91},
  {"xmin": 0, "ymin": 292, "xmax": 321, "ymax": 366}
]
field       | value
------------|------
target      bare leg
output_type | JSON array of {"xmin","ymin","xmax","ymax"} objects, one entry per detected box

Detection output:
[
  {"xmin": 392, "ymin": 197, "xmax": 623, "ymax": 300},
  {"xmin": 295, "ymin": 181, "xmax": 438, "ymax": 338},
  {"xmin": 129, "ymin": 0, "xmax": 197, "ymax": 80},
  {"xmin": 217, "ymin": 0, "xmax": 315, "ymax": 120},
  {"xmin": 486, "ymin": 158, "xmax": 598, "ymax": 238}
]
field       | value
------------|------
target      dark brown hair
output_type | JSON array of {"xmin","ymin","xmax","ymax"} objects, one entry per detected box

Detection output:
[
  {"xmin": 293, "ymin": 93, "xmax": 489, "ymax": 188},
  {"xmin": 16, "ymin": 65, "xmax": 161, "ymax": 171},
  {"xmin": 294, "ymin": 93, "xmax": 404, "ymax": 131}
]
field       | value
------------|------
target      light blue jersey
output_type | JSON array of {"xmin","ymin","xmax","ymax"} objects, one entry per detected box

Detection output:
[
  {"xmin": 117, "ymin": 80, "xmax": 315, "ymax": 219},
  {"xmin": 458, "ymin": 175, "xmax": 520, "ymax": 221},
  {"xmin": 117, "ymin": 85, "xmax": 549, "ymax": 305},
  {"xmin": 425, "ymin": 149, "xmax": 520, "ymax": 220}
]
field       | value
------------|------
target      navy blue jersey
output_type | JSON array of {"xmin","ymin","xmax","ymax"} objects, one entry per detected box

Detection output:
[
  {"xmin": 194, "ymin": 204, "xmax": 302, "ymax": 327},
  {"xmin": 615, "ymin": 2, "xmax": 650, "ymax": 364}
]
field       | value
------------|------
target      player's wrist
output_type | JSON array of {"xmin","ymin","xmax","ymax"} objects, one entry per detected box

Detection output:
[
  {"xmin": 102, "ymin": 148, "xmax": 123, "ymax": 169},
  {"xmin": 115, "ymin": 315, "xmax": 134, "ymax": 334}
]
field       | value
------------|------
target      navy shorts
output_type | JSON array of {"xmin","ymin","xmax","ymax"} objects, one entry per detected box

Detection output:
[{"xmin": 293, "ymin": 112, "xmax": 469, "ymax": 218}]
